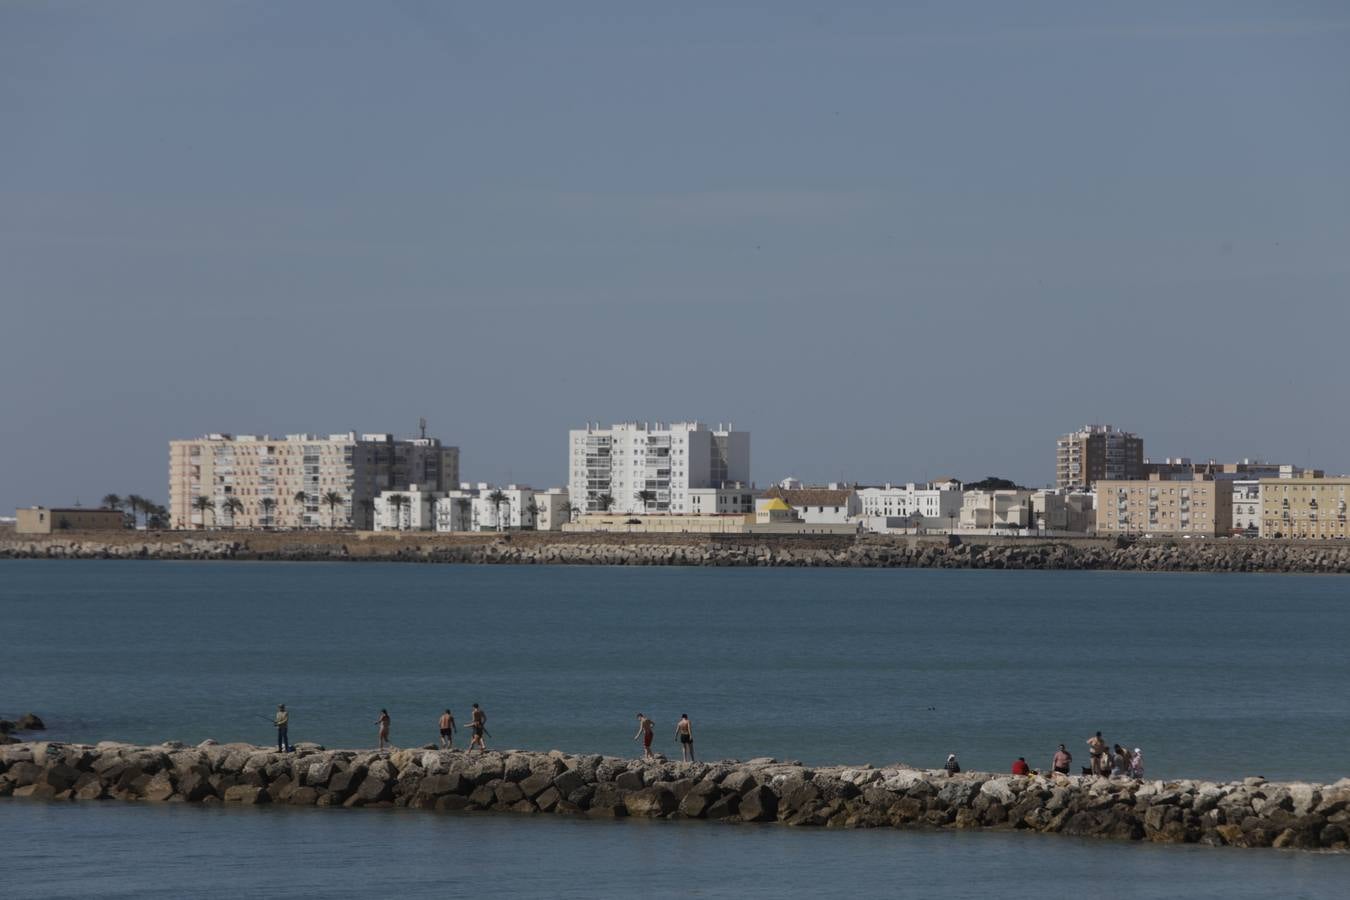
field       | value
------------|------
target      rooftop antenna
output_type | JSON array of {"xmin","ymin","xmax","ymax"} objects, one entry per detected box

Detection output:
[{"xmin": 419, "ymin": 417, "xmax": 427, "ymax": 439}]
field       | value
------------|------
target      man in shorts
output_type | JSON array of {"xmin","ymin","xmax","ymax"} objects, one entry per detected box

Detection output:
[
  {"xmin": 438, "ymin": 709, "xmax": 456, "ymax": 749},
  {"xmin": 469, "ymin": 703, "xmax": 488, "ymax": 752}
]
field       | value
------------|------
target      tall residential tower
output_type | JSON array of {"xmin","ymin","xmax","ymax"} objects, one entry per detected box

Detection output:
[
  {"xmin": 1055, "ymin": 424, "xmax": 1144, "ymax": 490},
  {"xmin": 568, "ymin": 421, "xmax": 750, "ymax": 515}
]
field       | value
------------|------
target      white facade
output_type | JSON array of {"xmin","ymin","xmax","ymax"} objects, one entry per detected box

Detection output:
[
  {"xmin": 1232, "ymin": 480, "xmax": 1262, "ymax": 535},
  {"xmin": 960, "ymin": 490, "xmax": 1034, "ymax": 530},
  {"xmin": 858, "ymin": 481, "xmax": 963, "ymax": 531},
  {"xmin": 531, "ymin": 488, "xmax": 572, "ymax": 531},
  {"xmin": 569, "ymin": 422, "xmax": 750, "ymax": 515},
  {"xmin": 1029, "ymin": 490, "xmax": 1096, "ymax": 534},
  {"xmin": 374, "ymin": 485, "xmax": 443, "ymax": 531},
  {"xmin": 687, "ymin": 486, "xmax": 755, "ymax": 515},
  {"xmin": 756, "ymin": 486, "xmax": 860, "ymax": 524}
]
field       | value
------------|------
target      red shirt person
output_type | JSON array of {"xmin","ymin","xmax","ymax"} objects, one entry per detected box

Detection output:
[{"xmin": 1011, "ymin": 757, "xmax": 1030, "ymax": 775}]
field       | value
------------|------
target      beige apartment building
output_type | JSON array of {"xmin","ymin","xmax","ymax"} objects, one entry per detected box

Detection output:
[
  {"xmin": 168, "ymin": 432, "xmax": 459, "ymax": 530},
  {"xmin": 1056, "ymin": 424, "xmax": 1144, "ymax": 490},
  {"xmin": 1096, "ymin": 474, "xmax": 1233, "ymax": 537},
  {"xmin": 1259, "ymin": 477, "xmax": 1350, "ymax": 540}
]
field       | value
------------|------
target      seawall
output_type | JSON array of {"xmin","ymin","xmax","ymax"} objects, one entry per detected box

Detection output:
[
  {"xmin": 4, "ymin": 531, "xmax": 1350, "ymax": 573},
  {"xmin": 2, "ymin": 741, "xmax": 1347, "ymax": 851}
]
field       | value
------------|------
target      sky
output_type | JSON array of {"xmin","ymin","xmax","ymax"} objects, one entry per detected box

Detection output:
[{"xmin": 3, "ymin": 1, "xmax": 1349, "ymax": 510}]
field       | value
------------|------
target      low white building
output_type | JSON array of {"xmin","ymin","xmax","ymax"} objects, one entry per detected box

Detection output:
[
  {"xmin": 1029, "ymin": 490, "xmax": 1096, "ymax": 534},
  {"xmin": 960, "ymin": 490, "xmax": 1034, "ymax": 531},
  {"xmin": 532, "ymin": 487, "xmax": 572, "ymax": 531},
  {"xmin": 374, "ymin": 485, "xmax": 443, "ymax": 531},
  {"xmin": 688, "ymin": 485, "xmax": 756, "ymax": 515},
  {"xmin": 757, "ymin": 485, "xmax": 860, "ymax": 525},
  {"xmin": 858, "ymin": 480, "xmax": 963, "ymax": 532}
]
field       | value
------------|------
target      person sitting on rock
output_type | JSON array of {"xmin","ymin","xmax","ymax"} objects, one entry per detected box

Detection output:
[
  {"xmin": 1011, "ymin": 757, "xmax": 1030, "ymax": 776},
  {"xmin": 1112, "ymin": 744, "xmax": 1131, "ymax": 777},
  {"xmin": 944, "ymin": 753, "xmax": 961, "ymax": 777}
]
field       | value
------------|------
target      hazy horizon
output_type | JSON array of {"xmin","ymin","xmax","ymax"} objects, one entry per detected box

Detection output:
[{"xmin": 4, "ymin": 1, "xmax": 1349, "ymax": 511}]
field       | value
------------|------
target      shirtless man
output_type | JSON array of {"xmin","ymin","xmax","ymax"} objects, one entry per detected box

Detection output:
[
  {"xmin": 438, "ymin": 709, "xmax": 456, "ymax": 749},
  {"xmin": 1086, "ymin": 731, "xmax": 1108, "ymax": 776},
  {"xmin": 675, "ymin": 714, "xmax": 695, "ymax": 763},
  {"xmin": 469, "ymin": 703, "xmax": 488, "ymax": 752},
  {"xmin": 1051, "ymin": 743, "xmax": 1072, "ymax": 775},
  {"xmin": 633, "ymin": 713, "xmax": 655, "ymax": 759}
]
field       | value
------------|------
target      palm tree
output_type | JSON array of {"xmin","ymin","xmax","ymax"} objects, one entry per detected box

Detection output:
[
  {"xmin": 223, "ymin": 496, "xmax": 244, "ymax": 528},
  {"xmin": 386, "ymin": 493, "xmax": 407, "ymax": 531},
  {"xmin": 102, "ymin": 494, "xmax": 122, "ymax": 512},
  {"xmin": 293, "ymin": 490, "xmax": 309, "ymax": 529},
  {"xmin": 322, "ymin": 491, "xmax": 345, "ymax": 529},
  {"xmin": 146, "ymin": 504, "xmax": 169, "ymax": 530},
  {"xmin": 358, "ymin": 498, "xmax": 374, "ymax": 531},
  {"xmin": 559, "ymin": 500, "xmax": 577, "ymax": 524},
  {"xmin": 191, "ymin": 495, "xmax": 214, "ymax": 530},
  {"xmin": 525, "ymin": 499, "xmax": 541, "ymax": 530},
  {"xmin": 127, "ymin": 494, "xmax": 146, "ymax": 528},
  {"xmin": 635, "ymin": 489, "xmax": 656, "ymax": 512},
  {"xmin": 597, "ymin": 493, "xmax": 615, "ymax": 512},
  {"xmin": 487, "ymin": 489, "xmax": 508, "ymax": 531},
  {"xmin": 259, "ymin": 497, "xmax": 276, "ymax": 528}
]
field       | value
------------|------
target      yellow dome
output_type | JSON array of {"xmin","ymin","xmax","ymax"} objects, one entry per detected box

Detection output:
[{"xmin": 764, "ymin": 498, "xmax": 793, "ymax": 511}]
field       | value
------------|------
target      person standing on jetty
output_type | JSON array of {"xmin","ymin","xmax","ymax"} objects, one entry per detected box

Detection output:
[
  {"xmin": 676, "ymin": 714, "xmax": 695, "ymax": 762},
  {"xmin": 376, "ymin": 709, "xmax": 391, "ymax": 751},
  {"xmin": 469, "ymin": 703, "xmax": 488, "ymax": 752},
  {"xmin": 1086, "ymin": 731, "xmax": 1108, "ymax": 776},
  {"xmin": 633, "ymin": 713, "xmax": 655, "ymax": 759},
  {"xmin": 1051, "ymin": 743, "xmax": 1072, "ymax": 775},
  {"xmin": 273, "ymin": 704, "xmax": 289, "ymax": 752},
  {"xmin": 439, "ymin": 709, "xmax": 457, "ymax": 749}
]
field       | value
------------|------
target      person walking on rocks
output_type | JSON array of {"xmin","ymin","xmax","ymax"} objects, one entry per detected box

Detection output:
[
  {"xmin": 1086, "ymin": 731, "xmax": 1108, "ymax": 776},
  {"xmin": 439, "ymin": 709, "xmax": 457, "ymax": 749},
  {"xmin": 633, "ymin": 713, "xmax": 655, "ymax": 759},
  {"xmin": 1051, "ymin": 743, "xmax": 1072, "ymax": 775},
  {"xmin": 273, "ymin": 704, "xmax": 289, "ymax": 752},
  {"xmin": 944, "ymin": 753, "xmax": 961, "ymax": 777},
  {"xmin": 676, "ymin": 713, "xmax": 695, "ymax": 762},
  {"xmin": 469, "ymin": 703, "xmax": 488, "ymax": 752},
  {"xmin": 376, "ymin": 709, "xmax": 391, "ymax": 751}
]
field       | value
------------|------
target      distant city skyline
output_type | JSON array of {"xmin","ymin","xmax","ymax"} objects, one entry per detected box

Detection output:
[{"xmin": 4, "ymin": 2, "xmax": 1349, "ymax": 511}]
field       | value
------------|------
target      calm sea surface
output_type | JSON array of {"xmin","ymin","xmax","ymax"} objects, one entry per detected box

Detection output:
[{"xmin": 3, "ymin": 561, "xmax": 1348, "ymax": 897}]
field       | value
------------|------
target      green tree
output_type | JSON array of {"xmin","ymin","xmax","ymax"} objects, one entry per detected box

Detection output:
[
  {"xmin": 322, "ymin": 491, "xmax": 345, "ymax": 529},
  {"xmin": 102, "ymin": 494, "xmax": 122, "ymax": 512},
  {"xmin": 259, "ymin": 497, "xmax": 276, "ymax": 528},
  {"xmin": 191, "ymin": 495, "xmax": 214, "ymax": 530},
  {"xmin": 358, "ymin": 498, "xmax": 374, "ymax": 531},
  {"xmin": 223, "ymin": 496, "xmax": 244, "ymax": 527},
  {"xmin": 634, "ymin": 489, "xmax": 656, "ymax": 511},
  {"xmin": 597, "ymin": 493, "xmax": 615, "ymax": 512},
  {"xmin": 127, "ymin": 494, "xmax": 146, "ymax": 528},
  {"xmin": 487, "ymin": 489, "xmax": 508, "ymax": 531},
  {"xmin": 558, "ymin": 499, "xmax": 577, "ymax": 524},
  {"xmin": 386, "ymin": 493, "xmax": 407, "ymax": 530},
  {"xmin": 293, "ymin": 490, "xmax": 309, "ymax": 529},
  {"xmin": 525, "ymin": 499, "xmax": 541, "ymax": 529}
]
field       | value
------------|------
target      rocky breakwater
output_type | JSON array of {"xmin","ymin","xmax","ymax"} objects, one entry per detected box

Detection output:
[{"xmin": 2, "ymin": 740, "xmax": 1347, "ymax": 851}]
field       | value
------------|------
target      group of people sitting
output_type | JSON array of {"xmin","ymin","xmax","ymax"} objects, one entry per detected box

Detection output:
[{"xmin": 943, "ymin": 732, "xmax": 1145, "ymax": 779}]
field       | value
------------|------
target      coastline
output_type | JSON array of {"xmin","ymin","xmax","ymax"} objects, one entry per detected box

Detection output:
[
  {"xmin": 3, "ymin": 740, "xmax": 1347, "ymax": 851},
  {"xmin": 4, "ymin": 530, "xmax": 1350, "ymax": 574}
]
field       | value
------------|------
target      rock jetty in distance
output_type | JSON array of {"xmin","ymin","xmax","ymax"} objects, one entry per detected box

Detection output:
[{"xmin": 2, "ymin": 741, "xmax": 1347, "ymax": 851}]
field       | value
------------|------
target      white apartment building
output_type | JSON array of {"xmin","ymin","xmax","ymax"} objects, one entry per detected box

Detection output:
[
  {"xmin": 169, "ymin": 432, "xmax": 459, "ymax": 530},
  {"xmin": 1029, "ymin": 490, "xmax": 1096, "ymax": 534},
  {"xmin": 394, "ymin": 484, "xmax": 572, "ymax": 532},
  {"xmin": 373, "ymin": 485, "xmax": 442, "ymax": 531},
  {"xmin": 858, "ymin": 480, "xmax": 963, "ymax": 531},
  {"xmin": 532, "ymin": 488, "xmax": 572, "ymax": 531},
  {"xmin": 569, "ymin": 422, "xmax": 750, "ymax": 515}
]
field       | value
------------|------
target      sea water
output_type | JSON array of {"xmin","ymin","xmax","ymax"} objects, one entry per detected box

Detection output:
[{"xmin": 2, "ymin": 561, "xmax": 1348, "ymax": 897}]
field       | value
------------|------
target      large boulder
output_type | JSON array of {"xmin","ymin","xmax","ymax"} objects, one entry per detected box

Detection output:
[
  {"xmin": 16, "ymin": 713, "xmax": 46, "ymax": 731},
  {"xmin": 223, "ymin": 785, "xmax": 269, "ymax": 804},
  {"xmin": 739, "ymin": 785, "xmax": 779, "ymax": 822},
  {"xmin": 624, "ymin": 787, "xmax": 677, "ymax": 817}
]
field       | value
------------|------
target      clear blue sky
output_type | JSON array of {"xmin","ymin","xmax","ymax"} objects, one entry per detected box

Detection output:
[{"xmin": 3, "ymin": 1, "xmax": 1349, "ymax": 509}]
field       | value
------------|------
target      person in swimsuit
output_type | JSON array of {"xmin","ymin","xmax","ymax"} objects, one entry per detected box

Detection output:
[
  {"xmin": 1051, "ymin": 743, "xmax": 1072, "ymax": 775},
  {"xmin": 1086, "ymin": 731, "xmax": 1108, "ymax": 776},
  {"xmin": 675, "ymin": 713, "xmax": 695, "ymax": 763},
  {"xmin": 439, "ymin": 709, "xmax": 456, "ymax": 749},
  {"xmin": 469, "ymin": 703, "xmax": 487, "ymax": 752},
  {"xmin": 633, "ymin": 713, "xmax": 655, "ymax": 759},
  {"xmin": 376, "ymin": 709, "xmax": 391, "ymax": 751}
]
